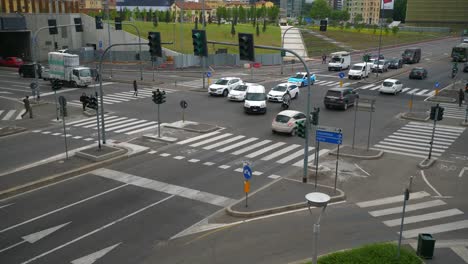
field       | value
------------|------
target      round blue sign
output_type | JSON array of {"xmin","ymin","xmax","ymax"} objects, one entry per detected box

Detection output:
[
  {"xmin": 435, "ymin": 82, "xmax": 440, "ymax": 88},
  {"xmin": 243, "ymin": 165, "xmax": 252, "ymax": 180},
  {"xmin": 206, "ymin": 72, "xmax": 211, "ymax": 78},
  {"xmin": 339, "ymin": 72, "xmax": 345, "ymax": 79}
]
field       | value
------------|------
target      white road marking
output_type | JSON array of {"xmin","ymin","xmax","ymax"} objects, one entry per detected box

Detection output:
[
  {"xmin": 268, "ymin": 174, "xmax": 281, "ymax": 179},
  {"xmin": 203, "ymin": 162, "xmax": 215, "ymax": 166},
  {"xmin": 261, "ymin": 144, "xmax": 301, "ymax": 161},
  {"xmin": 252, "ymin": 171, "xmax": 263, "ymax": 176},
  {"xmin": 216, "ymin": 137, "xmax": 258, "ymax": 152},
  {"xmin": 114, "ymin": 121, "xmax": 156, "ymax": 133},
  {"xmin": 402, "ymin": 88, "xmax": 411, "ymax": 92},
  {"xmin": 105, "ymin": 119, "xmax": 144, "ymax": 131},
  {"xmin": 421, "ymin": 170, "xmax": 443, "ymax": 197},
  {"xmin": 190, "ymin": 133, "xmax": 232, "ymax": 147},
  {"xmin": 383, "ymin": 209, "xmax": 464, "ymax": 227},
  {"xmin": 160, "ymin": 153, "xmax": 171, "ymax": 157},
  {"xmin": 83, "ymin": 138, "xmax": 94, "ymax": 141},
  {"xmin": 125, "ymin": 124, "xmax": 158, "ymax": 135},
  {"xmin": 356, "ymin": 191, "xmax": 431, "ymax": 208},
  {"xmin": 177, "ymin": 131, "xmax": 221, "ymax": 145},
  {"xmin": 0, "ymin": 203, "xmax": 13, "ymax": 209},
  {"xmin": 374, "ymin": 144, "xmax": 442, "ymax": 156},
  {"xmin": 70, "ymin": 243, "xmax": 121, "ymax": 264},
  {"xmin": 173, "ymin": 156, "xmax": 185, "ymax": 160},
  {"xmin": 188, "ymin": 159, "xmax": 199, "ymax": 163},
  {"xmin": 276, "ymin": 147, "xmax": 314, "ymax": 164},
  {"xmin": 403, "ymin": 220, "xmax": 468, "ymax": 239},
  {"xmin": 369, "ymin": 200, "xmax": 446, "ymax": 217},
  {"xmin": 231, "ymin": 140, "xmax": 272, "ymax": 155},
  {"xmin": 407, "ymin": 88, "xmax": 420, "ymax": 94},
  {"xmin": 2, "ymin": 110, "xmax": 16, "ymax": 120},
  {"xmin": 451, "ymin": 247, "xmax": 468, "ymax": 263},
  {"xmin": 148, "ymin": 150, "xmax": 157, "ymax": 154},
  {"xmin": 245, "ymin": 142, "xmax": 286, "ymax": 158},
  {"xmin": 219, "ymin": 165, "xmax": 230, "ymax": 169},
  {"xmin": 354, "ymin": 163, "xmax": 371, "ymax": 177},
  {"xmin": 292, "ymin": 149, "xmax": 330, "ymax": 167},
  {"xmin": 416, "ymin": 89, "xmax": 429, "ymax": 95},
  {"xmin": 203, "ymin": 135, "xmax": 245, "ymax": 150}
]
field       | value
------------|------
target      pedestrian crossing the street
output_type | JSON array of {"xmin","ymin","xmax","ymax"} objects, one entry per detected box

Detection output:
[
  {"xmin": 0, "ymin": 109, "xmax": 25, "ymax": 121},
  {"xmin": 67, "ymin": 88, "xmax": 176, "ymax": 107},
  {"xmin": 438, "ymin": 103, "xmax": 468, "ymax": 120},
  {"xmin": 355, "ymin": 82, "xmax": 436, "ymax": 97},
  {"xmin": 374, "ymin": 121, "xmax": 465, "ymax": 159},
  {"xmin": 357, "ymin": 191, "xmax": 467, "ymax": 239}
]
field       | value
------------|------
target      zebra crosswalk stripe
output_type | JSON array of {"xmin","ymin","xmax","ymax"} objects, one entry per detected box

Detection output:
[
  {"xmin": 104, "ymin": 118, "xmax": 138, "ymax": 128},
  {"xmin": 190, "ymin": 133, "xmax": 232, "ymax": 147},
  {"xmin": 177, "ymin": 131, "xmax": 221, "ymax": 145},
  {"xmin": 369, "ymin": 200, "xmax": 446, "ymax": 217},
  {"xmin": 126, "ymin": 124, "xmax": 158, "ymax": 135},
  {"xmin": 2, "ymin": 110, "xmax": 16, "ymax": 120},
  {"xmin": 83, "ymin": 117, "xmax": 128, "ymax": 128},
  {"xmin": 216, "ymin": 137, "xmax": 258, "ymax": 153},
  {"xmin": 106, "ymin": 119, "xmax": 146, "ymax": 131},
  {"xmin": 415, "ymin": 89, "xmax": 429, "ymax": 95},
  {"xmin": 276, "ymin": 147, "xmax": 314, "ymax": 164},
  {"xmin": 374, "ymin": 144, "xmax": 442, "ymax": 156},
  {"xmin": 15, "ymin": 110, "xmax": 25, "ymax": 120},
  {"xmin": 403, "ymin": 220, "xmax": 468, "ymax": 239},
  {"xmin": 402, "ymin": 88, "xmax": 411, "ymax": 92},
  {"xmin": 383, "ymin": 209, "xmax": 464, "ymax": 227},
  {"xmin": 115, "ymin": 121, "xmax": 156, "ymax": 133},
  {"xmin": 261, "ymin": 144, "xmax": 302, "ymax": 161},
  {"xmin": 370, "ymin": 85, "xmax": 381, "ymax": 90},
  {"xmin": 203, "ymin": 135, "xmax": 246, "ymax": 150},
  {"xmin": 407, "ymin": 88, "xmax": 420, "ymax": 94},
  {"xmin": 245, "ymin": 142, "xmax": 286, "ymax": 158},
  {"xmin": 356, "ymin": 191, "xmax": 430, "ymax": 208},
  {"xmin": 292, "ymin": 149, "xmax": 330, "ymax": 167},
  {"xmin": 231, "ymin": 140, "xmax": 271, "ymax": 155}
]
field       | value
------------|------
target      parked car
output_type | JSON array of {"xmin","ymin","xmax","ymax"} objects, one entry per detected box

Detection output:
[
  {"xmin": 371, "ymin": 60, "xmax": 389, "ymax": 72},
  {"xmin": 18, "ymin": 63, "xmax": 43, "ymax": 78},
  {"xmin": 267, "ymin": 83, "xmax": 299, "ymax": 102},
  {"xmin": 0, "ymin": 56, "xmax": 24, "ymax": 67},
  {"xmin": 409, "ymin": 67, "xmax": 428, "ymax": 79},
  {"xmin": 208, "ymin": 77, "xmax": 243, "ymax": 97},
  {"xmin": 463, "ymin": 62, "xmax": 468, "ymax": 72},
  {"xmin": 228, "ymin": 83, "xmax": 254, "ymax": 101},
  {"xmin": 324, "ymin": 87, "xmax": 358, "ymax": 110},
  {"xmin": 272, "ymin": 110, "xmax": 308, "ymax": 135},
  {"xmin": 287, "ymin": 72, "xmax": 316, "ymax": 87},
  {"xmin": 387, "ymin": 58, "xmax": 403, "ymax": 69},
  {"xmin": 379, "ymin": 79, "xmax": 403, "ymax": 95}
]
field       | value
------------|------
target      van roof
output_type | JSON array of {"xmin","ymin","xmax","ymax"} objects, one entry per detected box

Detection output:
[
  {"xmin": 246, "ymin": 85, "xmax": 265, "ymax": 92},
  {"xmin": 353, "ymin": 62, "xmax": 368, "ymax": 66},
  {"xmin": 331, "ymin": 51, "xmax": 350, "ymax": 56}
]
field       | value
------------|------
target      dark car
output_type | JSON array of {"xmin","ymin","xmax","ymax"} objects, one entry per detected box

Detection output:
[
  {"xmin": 402, "ymin": 48, "xmax": 421, "ymax": 64},
  {"xmin": 464, "ymin": 62, "xmax": 468, "ymax": 72},
  {"xmin": 409, "ymin": 67, "xmax": 428, "ymax": 79},
  {"xmin": 324, "ymin": 87, "xmax": 358, "ymax": 110},
  {"xmin": 388, "ymin": 58, "xmax": 403, "ymax": 69},
  {"xmin": 19, "ymin": 63, "xmax": 42, "ymax": 78}
]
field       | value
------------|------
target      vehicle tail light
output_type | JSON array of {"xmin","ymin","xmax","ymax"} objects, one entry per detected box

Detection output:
[{"xmin": 287, "ymin": 121, "xmax": 294, "ymax": 127}]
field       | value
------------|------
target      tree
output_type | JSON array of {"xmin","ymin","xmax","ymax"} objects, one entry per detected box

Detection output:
[
  {"xmin": 153, "ymin": 15, "xmax": 158, "ymax": 27},
  {"xmin": 263, "ymin": 18, "xmax": 267, "ymax": 32},
  {"xmin": 354, "ymin": 13, "xmax": 363, "ymax": 24},
  {"xmin": 239, "ymin": 6, "xmax": 246, "ymax": 23},
  {"xmin": 165, "ymin": 10, "xmax": 170, "ymax": 23},
  {"xmin": 208, "ymin": 13, "xmax": 212, "ymax": 24},
  {"xmin": 256, "ymin": 22, "xmax": 260, "ymax": 36},
  {"xmin": 384, "ymin": 26, "xmax": 390, "ymax": 35},
  {"xmin": 372, "ymin": 24, "xmax": 378, "ymax": 34},
  {"xmin": 195, "ymin": 17, "xmax": 198, "ymax": 29},
  {"xmin": 393, "ymin": 0, "xmax": 407, "ymax": 22},
  {"xmin": 391, "ymin": 26, "xmax": 399, "ymax": 35},
  {"xmin": 310, "ymin": 0, "xmax": 331, "ymax": 20},
  {"xmin": 133, "ymin": 7, "xmax": 140, "ymax": 21},
  {"xmin": 231, "ymin": 22, "xmax": 236, "ymax": 37}
]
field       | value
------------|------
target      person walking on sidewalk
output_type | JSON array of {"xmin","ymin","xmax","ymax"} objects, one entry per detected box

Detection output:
[
  {"xmin": 21, "ymin": 95, "xmax": 33, "ymax": 119},
  {"xmin": 133, "ymin": 80, "xmax": 138, "ymax": 97},
  {"xmin": 80, "ymin": 92, "xmax": 89, "ymax": 111},
  {"xmin": 459, "ymin": 88, "xmax": 465, "ymax": 107},
  {"xmin": 322, "ymin": 54, "xmax": 327, "ymax": 64}
]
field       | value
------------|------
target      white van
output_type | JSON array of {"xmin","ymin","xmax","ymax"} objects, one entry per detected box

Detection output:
[
  {"xmin": 244, "ymin": 84, "xmax": 267, "ymax": 114},
  {"xmin": 348, "ymin": 62, "xmax": 371, "ymax": 79},
  {"xmin": 328, "ymin": 51, "xmax": 351, "ymax": 71}
]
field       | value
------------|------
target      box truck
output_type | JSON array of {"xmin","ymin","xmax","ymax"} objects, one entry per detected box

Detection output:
[
  {"xmin": 328, "ymin": 51, "xmax": 351, "ymax": 71},
  {"xmin": 48, "ymin": 52, "xmax": 92, "ymax": 87}
]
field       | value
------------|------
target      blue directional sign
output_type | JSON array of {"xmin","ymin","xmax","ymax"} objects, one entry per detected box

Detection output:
[
  {"xmin": 435, "ymin": 82, "xmax": 440, "ymax": 88},
  {"xmin": 206, "ymin": 72, "xmax": 211, "ymax": 78},
  {"xmin": 339, "ymin": 72, "xmax": 345, "ymax": 79},
  {"xmin": 243, "ymin": 165, "xmax": 252, "ymax": 180},
  {"xmin": 316, "ymin": 126, "xmax": 342, "ymax": 145},
  {"xmin": 99, "ymin": 40, "xmax": 103, "ymax": 48}
]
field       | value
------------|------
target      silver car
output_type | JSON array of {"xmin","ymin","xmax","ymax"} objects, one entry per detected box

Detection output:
[{"xmin": 371, "ymin": 60, "xmax": 389, "ymax": 73}]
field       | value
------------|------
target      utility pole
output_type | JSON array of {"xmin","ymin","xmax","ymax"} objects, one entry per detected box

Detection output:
[{"xmin": 106, "ymin": 0, "xmax": 113, "ymax": 78}]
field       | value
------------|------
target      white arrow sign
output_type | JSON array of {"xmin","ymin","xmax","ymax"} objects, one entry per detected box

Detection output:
[
  {"xmin": 70, "ymin": 243, "xmax": 121, "ymax": 264},
  {"xmin": 0, "ymin": 222, "xmax": 70, "ymax": 253},
  {"xmin": 459, "ymin": 167, "xmax": 468, "ymax": 178}
]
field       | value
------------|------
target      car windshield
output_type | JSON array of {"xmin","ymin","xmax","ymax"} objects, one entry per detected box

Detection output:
[
  {"xmin": 233, "ymin": 85, "xmax": 248, "ymax": 91},
  {"xmin": 79, "ymin": 69, "xmax": 91, "ymax": 77},
  {"xmin": 403, "ymin": 51, "xmax": 414, "ymax": 56},
  {"xmin": 374, "ymin": 61, "xmax": 385, "ymax": 65},
  {"xmin": 383, "ymin": 81, "xmax": 395, "ymax": 87},
  {"xmin": 215, "ymin": 79, "xmax": 229, "ymax": 85},
  {"xmin": 389, "ymin": 59, "xmax": 397, "ymax": 63},
  {"xmin": 412, "ymin": 69, "xmax": 424, "ymax": 73},
  {"xmin": 351, "ymin": 66, "xmax": 363, "ymax": 70},
  {"xmin": 246, "ymin": 93, "xmax": 266, "ymax": 101},
  {"xmin": 331, "ymin": 57, "xmax": 341, "ymax": 62},
  {"xmin": 326, "ymin": 90, "xmax": 341, "ymax": 97},
  {"xmin": 272, "ymin": 85, "xmax": 287, "ymax": 92},
  {"xmin": 293, "ymin": 74, "xmax": 305, "ymax": 79},
  {"xmin": 275, "ymin": 115, "xmax": 291, "ymax": 123}
]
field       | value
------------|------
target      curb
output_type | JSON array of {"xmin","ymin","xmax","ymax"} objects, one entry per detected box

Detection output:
[
  {"xmin": 329, "ymin": 147, "xmax": 384, "ymax": 160},
  {"xmin": 461, "ymin": 121, "xmax": 468, "ymax": 127},
  {"xmin": 225, "ymin": 180, "xmax": 346, "ymax": 218},
  {"xmin": 164, "ymin": 124, "xmax": 220, "ymax": 133},
  {"xmin": 426, "ymin": 96, "xmax": 457, "ymax": 103},
  {"xmin": 0, "ymin": 127, "xmax": 27, "ymax": 137},
  {"xmin": 418, "ymin": 158, "xmax": 437, "ymax": 169},
  {"xmin": 400, "ymin": 112, "xmax": 429, "ymax": 122}
]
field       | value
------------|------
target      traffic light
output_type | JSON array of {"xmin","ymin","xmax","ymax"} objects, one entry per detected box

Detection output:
[
  {"xmin": 363, "ymin": 54, "xmax": 371, "ymax": 62},
  {"xmin": 160, "ymin": 90, "xmax": 166, "ymax": 104},
  {"xmin": 88, "ymin": 97, "xmax": 98, "ymax": 110},
  {"xmin": 48, "ymin": 19, "xmax": 58, "ymax": 35},
  {"xmin": 311, "ymin": 107, "xmax": 320, "ymax": 126},
  {"xmin": 152, "ymin": 90, "xmax": 159, "ymax": 103},
  {"xmin": 429, "ymin": 106, "xmax": 437, "ymax": 120},
  {"xmin": 437, "ymin": 106, "xmax": 444, "ymax": 121},
  {"xmin": 74, "ymin": 17, "xmax": 83, "ymax": 32},
  {"xmin": 295, "ymin": 120, "xmax": 306, "ymax": 138},
  {"xmin": 95, "ymin": 16, "xmax": 103, "ymax": 29},
  {"xmin": 148, "ymin": 32, "xmax": 162, "ymax": 57},
  {"xmin": 52, "ymin": 80, "xmax": 62, "ymax": 91},
  {"xmin": 192, "ymin": 29, "xmax": 208, "ymax": 57},
  {"xmin": 320, "ymin": 19, "xmax": 328, "ymax": 32},
  {"xmin": 152, "ymin": 89, "xmax": 167, "ymax": 104},
  {"xmin": 238, "ymin": 33, "xmax": 255, "ymax": 61},
  {"xmin": 115, "ymin": 17, "xmax": 122, "ymax": 30}
]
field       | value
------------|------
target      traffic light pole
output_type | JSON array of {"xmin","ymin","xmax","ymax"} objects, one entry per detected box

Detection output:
[
  {"xmin": 428, "ymin": 105, "xmax": 439, "ymax": 160},
  {"xmin": 208, "ymin": 40, "xmax": 312, "ymax": 183}
]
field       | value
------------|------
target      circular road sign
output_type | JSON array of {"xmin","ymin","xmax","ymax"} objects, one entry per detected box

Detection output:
[
  {"xmin": 243, "ymin": 165, "xmax": 252, "ymax": 180},
  {"xmin": 180, "ymin": 100, "xmax": 188, "ymax": 109},
  {"xmin": 30, "ymin": 82, "xmax": 38, "ymax": 90},
  {"xmin": 206, "ymin": 72, "xmax": 211, "ymax": 78},
  {"xmin": 435, "ymin": 82, "xmax": 440, "ymax": 88},
  {"xmin": 338, "ymin": 72, "xmax": 345, "ymax": 79}
]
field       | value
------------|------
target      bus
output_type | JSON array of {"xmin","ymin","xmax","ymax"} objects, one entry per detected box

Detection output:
[{"xmin": 452, "ymin": 43, "xmax": 468, "ymax": 62}]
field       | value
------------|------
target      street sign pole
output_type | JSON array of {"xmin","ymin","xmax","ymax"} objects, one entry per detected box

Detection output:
[
  {"xmin": 243, "ymin": 164, "xmax": 252, "ymax": 207},
  {"xmin": 54, "ymin": 90, "xmax": 59, "ymax": 121},
  {"xmin": 315, "ymin": 141, "xmax": 320, "ymax": 190},
  {"xmin": 59, "ymin": 96, "xmax": 69, "ymax": 159},
  {"xmin": 367, "ymin": 100, "xmax": 375, "ymax": 151},
  {"xmin": 334, "ymin": 144, "xmax": 340, "ymax": 192},
  {"xmin": 428, "ymin": 105, "xmax": 439, "ymax": 160},
  {"xmin": 352, "ymin": 98, "xmax": 358, "ymax": 149},
  {"xmin": 94, "ymin": 91, "xmax": 101, "ymax": 150},
  {"xmin": 157, "ymin": 103, "xmax": 161, "ymax": 138},
  {"xmin": 316, "ymin": 127, "xmax": 343, "ymax": 191}
]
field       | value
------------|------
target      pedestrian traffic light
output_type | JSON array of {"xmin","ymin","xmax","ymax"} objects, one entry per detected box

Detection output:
[
  {"xmin": 52, "ymin": 80, "xmax": 62, "ymax": 91},
  {"xmin": 148, "ymin": 32, "xmax": 162, "ymax": 57},
  {"xmin": 430, "ymin": 106, "xmax": 437, "ymax": 120},
  {"xmin": 192, "ymin": 29, "xmax": 208, "ymax": 57},
  {"xmin": 115, "ymin": 17, "xmax": 122, "ymax": 30},
  {"xmin": 437, "ymin": 106, "xmax": 444, "ymax": 121},
  {"xmin": 311, "ymin": 107, "xmax": 320, "ymax": 126},
  {"xmin": 238, "ymin": 33, "xmax": 255, "ymax": 61},
  {"xmin": 95, "ymin": 16, "xmax": 103, "ymax": 30},
  {"xmin": 48, "ymin": 19, "xmax": 58, "ymax": 35},
  {"xmin": 160, "ymin": 90, "xmax": 166, "ymax": 104},
  {"xmin": 320, "ymin": 19, "xmax": 328, "ymax": 32},
  {"xmin": 88, "ymin": 97, "xmax": 98, "ymax": 110},
  {"xmin": 74, "ymin": 17, "xmax": 83, "ymax": 32},
  {"xmin": 152, "ymin": 91, "xmax": 158, "ymax": 103},
  {"xmin": 296, "ymin": 120, "xmax": 306, "ymax": 138}
]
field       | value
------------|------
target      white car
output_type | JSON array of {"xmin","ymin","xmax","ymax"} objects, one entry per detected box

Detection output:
[
  {"xmin": 379, "ymin": 79, "xmax": 403, "ymax": 94},
  {"xmin": 208, "ymin": 77, "xmax": 243, "ymax": 97},
  {"xmin": 272, "ymin": 110, "xmax": 308, "ymax": 135},
  {"xmin": 228, "ymin": 83, "xmax": 254, "ymax": 101},
  {"xmin": 267, "ymin": 83, "xmax": 299, "ymax": 102}
]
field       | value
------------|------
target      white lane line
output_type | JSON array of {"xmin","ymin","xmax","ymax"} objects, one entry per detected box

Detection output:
[
  {"xmin": 0, "ymin": 203, "xmax": 13, "ymax": 209},
  {"xmin": 0, "ymin": 185, "xmax": 128, "ymax": 234},
  {"xmin": 190, "ymin": 133, "xmax": 232, "ymax": 147},
  {"xmin": 245, "ymin": 142, "xmax": 286, "ymax": 158},
  {"xmin": 188, "ymin": 159, "xmax": 200, "ymax": 163},
  {"xmin": 407, "ymin": 88, "xmax": 420, "ymax": 94},
  {"xmin": 383, "ymin": 209, "xmax": 464, "ymax": 227},
  {"xmin": 21, "ymin": 195, "xmax": 174, "ymax": 264},
  {"xmin": 451, "ymin": 247, "xmax": 468, "ymax": 263},
  {"xmin": 116, "ymin": 122, "xmax": 157, "ymax": 133},
  {"xmin": 219, "ymin": 165, "xmax": 230, "ymax": 169},
  {"xmin": 216, "ymin": 137, "xmax": 258, "ymax": 153},
  {"xmin": 369, "ymin": 200, "xmax": 446, "ymax": 217},
  {"xmin": 403, "ymin": 220, "xmax": 468, "ymax": 239},
  {"xmin": 203, "ymin": 162, "xmax": 215, "ymax": 166},
  {"xmin": 92, "ymin": 168, "xmax": 236, "ymax": 207},
  {"xmin": 203, "ymin": 135, "xmax": 245, "ymax": 150},
  {"xmin": 177, "ymin": 131, "xmax": 221, "ymax": 145},
  {"xmin": 421, "ymin": 170, "xmax": 443, "ymax": 197},
  {"xmin": 231, "ymin": 140, "xmax": 272, "ymax": 155},
  {"xmin": 276, "ymin": 147, "xmax": 314, "ymax": 164},
  {"xmin": 292, "ymin": 149, "xmax": 329, "ymax": 167},
  {"xmin": 2, "ymin": 110, "xmax": 16, "ymax": 120},
  {"xmin": 354, "ymin": 163, "xmax": 371, "ymax": 177},
  {"xmin": 160, "ymin": 153, "xmax": 171, "ymax": 157},
  {"xmin": 173, "ymin": 156, "xmax": 185, "ymax": 160},
  {"xmin": 261, "ymin": 144, "xmax": 301, "ymax": 161}
]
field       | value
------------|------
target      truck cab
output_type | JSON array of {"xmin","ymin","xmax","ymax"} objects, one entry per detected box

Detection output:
[
  {"xmin": 71, "ymin": 67, "xmax": 93, "ymax": 87},
  {"xmin": 328, "ymin": 51, "xmax": 351, "ymax": 71}
]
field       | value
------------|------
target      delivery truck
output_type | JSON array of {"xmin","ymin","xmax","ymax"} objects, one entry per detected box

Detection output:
[
  {"xmin": 328, "ymin": 51, "xmax": 351, "ymax": 71},
  {"xmin": 48, "ymin": 52, "xmax": 92, "ymax": 87}
]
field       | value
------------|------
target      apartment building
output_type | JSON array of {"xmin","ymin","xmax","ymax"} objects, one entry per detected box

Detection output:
[
  {"xmin": 345, "ymin": 0, "xmax": 381, "ymax": 24},
  {"xmin": 0, "ymin": 0, "xmax": 81, "ymax": 13}
]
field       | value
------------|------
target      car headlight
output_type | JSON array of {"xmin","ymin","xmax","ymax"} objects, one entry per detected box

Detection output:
[
  {"xmin": 245, "ymin": 102, "xmax": 250, "ymax": 107},
  {"xmin": 260, "ymin": 102, "xmax": 266, "ymax": 108}
]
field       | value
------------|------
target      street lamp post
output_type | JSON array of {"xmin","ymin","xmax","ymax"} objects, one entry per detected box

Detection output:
[{"xmin": 306, "ymin": 192, "xmax": 331, "ymax": 264}]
